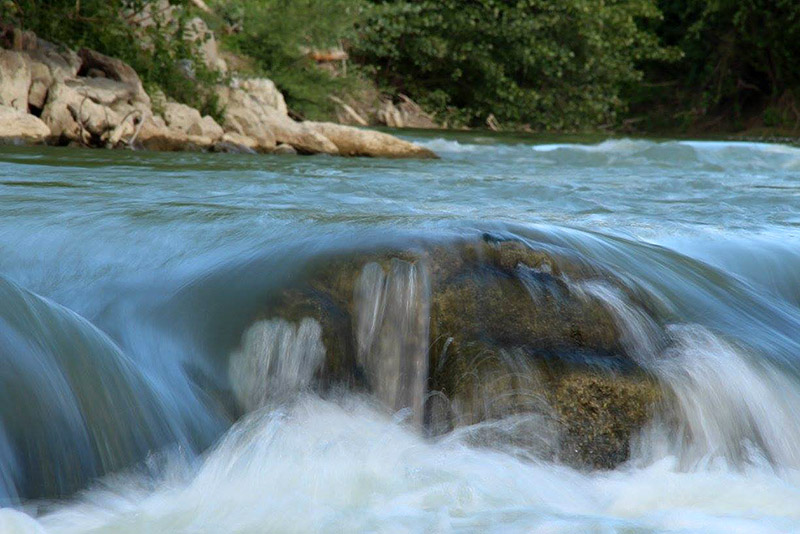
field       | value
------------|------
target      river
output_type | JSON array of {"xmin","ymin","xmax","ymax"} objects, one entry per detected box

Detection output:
[{"xmin": 1, "ymin": 135, "xmax": 799, "ymax": 533}]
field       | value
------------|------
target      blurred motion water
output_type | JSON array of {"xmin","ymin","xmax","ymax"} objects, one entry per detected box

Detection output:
[{"xmin": 1, "ymin": 135, "xmax": 800, "ymax": 533}]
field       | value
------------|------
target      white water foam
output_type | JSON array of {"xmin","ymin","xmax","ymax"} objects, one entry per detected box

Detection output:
[
  {"xmin": 1, "ymin": 394, "xmax": 796, "ymax": 534},
  {"xmin": 414, "ymin": 138, "xmax": 483, "ymax": 154},
  {"xmin": 7, "ymin": 246, "xmax": 800, "ymax": 533},
  {"xmin": 531, "ymin": 139, "xmax": 651, "ymax": 154},
  {"xmin": 416, "ymin": 136, "xmax": 800, "ymax": 170},
  {"xmin": 578, "ymin": 281, "xmax": 800, "ymax": 471}
]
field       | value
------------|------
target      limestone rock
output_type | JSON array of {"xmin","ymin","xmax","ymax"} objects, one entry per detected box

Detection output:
[
  {"xmin": 66, "ymin": 77, "xmax": 140, "ymax": 108},
  {"xmin": 23, "ymin": 39, "xmax": 81, "ymax": 82},
  {"xmin": 124, "ymin": 0, "xmax": 177, "ymax": 30},
  {"xmin": 77, "ymin": 49, "xmax": 150, "ymax": 106},
  {"xmin": 270, "ymin": 119, "xmax": 338, "ymax": 155},
  {"xmin": 273, "ymin": 143, "xmax": 297, "ymax": 155},
  {"xmin": 135, "ymin": 116, "xmax": 214, "ymax": 152},
  {"xmin": 215, "ymin": 83, "xmax": 278, "ymax": 150},
  {"xmin": 41, "ymin": 82, "xmax": 115, "ymax": 143},
  {"xmin": 238, "ymin": 78, "xmax": 287, "ymax": 117},
  {"xmin": 0, "ymin": 105, "xmax": 50, "ymax": 143},
  {"xmin": 377, "ymin": 99, "xmax": 403, "ymax": 128},
  {"xmin": 185, "ymin": 17, "xmax": 228, "ymax": 74},
  {"xmin": 306, "ymin": 121, "xmax": 438, "ymax": 158},
  {"xmin": 40, "ymin": 81, "xmax": 149, "ymax": 146},
  {"xmin": 218, "ymin": 79, "xmax": 314, "ymax": 154},
  {"xmin": 199, "ymin": 115, "xmax": 224, "ymax": 140},
  {"xmin": 216, "ymin": 77, "xmax": 319, "ymax": 153},
  {"xmin": 218, "ymin": 79, "xmax": 339, "ymax": 154},
  {"xmin": 214, "ymin": 132, "xmax": 259, "ymax": 154},
  {"xmin": 0, "ymin": 50, "xmax": 31, "ymax": 111},
  {"xmin": 377, "ymin": 95, "xmax": 439, "ymax": 129},
  {"xmin": 216, "ymin": 79, "xmax": 437, "ymax": 157},
  {"xmin": 26, "ymin": 60, "xmax": 51, "ymax": 109},
  {"xmin": 40, "ymin": 82, "xmax": 89, "ymax": 142},
  {"xmin": 163, "ymin": 101, "xmax": 223, "ymax": 141},
  {"xmin": 21, "ymin": 39, "xmax": 82, "ymax": 110}
]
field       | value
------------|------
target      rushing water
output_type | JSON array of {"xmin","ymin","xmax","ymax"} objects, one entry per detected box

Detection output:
[{"xmin": 1, "ymin": 135, "xmax": 800, "ymax": 533}]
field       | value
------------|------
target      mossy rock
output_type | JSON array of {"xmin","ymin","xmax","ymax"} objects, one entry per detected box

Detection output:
[
  {"xmin": 243, "ymin": 234, "xmax": 665, "ymax": 468},
  {"xmin": 552, "ymin": 373, "xmax": 661, "ymax": 468}
]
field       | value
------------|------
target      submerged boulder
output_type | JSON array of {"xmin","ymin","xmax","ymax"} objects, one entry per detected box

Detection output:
[
  {"xmin": 0, "ymin": 276, "xmax": 175, "ymax": 501},
  {"xmin": 233, "ymin": 235, "xmax": 664, "ymax": 468}
]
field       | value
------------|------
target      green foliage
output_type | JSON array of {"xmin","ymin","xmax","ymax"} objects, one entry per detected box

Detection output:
[
  {"xmin": 217, "ymin": 0, "xmax": 369, "ymax": 119},
  {"xmin": 354, "ymin": 0, "xmax": 673, "ymax": 130},
  {"xmin": 632, "ymin": 0, "xmax": 800, "ymax": 130},
  {"xmin": 1, "ymin": 0, "xmax": 222, "ymax": 120},
  {"xmin": 4, "ymin": 0, "xmax": 799, "ymax": 132}
]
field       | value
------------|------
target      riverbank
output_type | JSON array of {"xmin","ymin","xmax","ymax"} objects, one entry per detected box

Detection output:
[{"xmin": 0, "ymin": 25, "xmax": 436, "ymax": 159}]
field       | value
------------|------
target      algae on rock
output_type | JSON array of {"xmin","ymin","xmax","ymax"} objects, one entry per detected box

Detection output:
[{"xmin": 232, "ymin": 235, "xmax": 665, "ymax": 468}]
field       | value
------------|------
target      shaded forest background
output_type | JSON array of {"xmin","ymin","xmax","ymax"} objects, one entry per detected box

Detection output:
[{"xmin": 2, "ymin": 0, "xmax": 799, "ymax": 134}]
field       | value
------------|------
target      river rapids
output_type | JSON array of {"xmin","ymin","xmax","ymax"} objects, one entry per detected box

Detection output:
[{"xmin": 1, "ymin": 136, "xmax": 800, "ymax": 533}]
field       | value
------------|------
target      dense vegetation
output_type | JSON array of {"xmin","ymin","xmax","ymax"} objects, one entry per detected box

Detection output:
[
  {"xmin": 353, "ymin": 0, "xmax": 674, "ymax": 130},
  {"xmin": 210, "ymin": 0, "xmax": 370, "ymax": 119},
  {"xmin": 632, "ymin": 0, "xmax": 800, "ymax": 132},
  {"xmin": 2, "ymin": 0, "xmax": 799, "ymax": 132}
]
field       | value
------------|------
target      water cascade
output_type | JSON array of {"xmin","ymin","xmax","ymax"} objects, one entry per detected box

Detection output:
[{"xmin": 1, "ymin": 138, "xmax": 799, "ymax": 532}]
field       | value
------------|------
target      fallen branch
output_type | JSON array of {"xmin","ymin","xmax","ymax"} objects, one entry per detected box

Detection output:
[
  {"xmin": 330, "ymin": 95, "xmax": 368, "ymax": 126},
  {"xmin": 107, "ymin": 109, "xmax": 142, "ymax": 148},
  {"xmin": 190, "ymin": 0, "xmax": 213, "ymax": 14},
  {"xmin": 486, "ymin": 113, "xmax": 501, "ymax": 131}
]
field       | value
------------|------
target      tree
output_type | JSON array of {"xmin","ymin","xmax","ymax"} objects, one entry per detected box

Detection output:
[{"xmin": 354, "ymin": 0, "xmax": 672, "ymax": 129}]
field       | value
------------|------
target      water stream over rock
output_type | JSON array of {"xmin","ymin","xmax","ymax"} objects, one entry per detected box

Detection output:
[{"xmin": 1, "ymin": 136, "xmax": 800, "ymax": 532}]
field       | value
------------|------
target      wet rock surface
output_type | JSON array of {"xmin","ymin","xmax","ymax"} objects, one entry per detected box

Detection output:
[{"xmin": 239, "ymin": 235, "xmax": 664, "ymax": 468}]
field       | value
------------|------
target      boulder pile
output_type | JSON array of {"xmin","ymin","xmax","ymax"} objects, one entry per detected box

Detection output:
[{"xmin": 0, "ymin": 26, "xmax": 437, "ymax": 159}]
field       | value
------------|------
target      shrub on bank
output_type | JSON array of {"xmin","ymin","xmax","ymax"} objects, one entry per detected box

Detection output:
[
  {"xmin": 214, "ymin": 0, "xmax": 372, "ymax": 120},
  {"xmin": 352, "ymin": 0, "xmax": 674, "ymax": 130}
]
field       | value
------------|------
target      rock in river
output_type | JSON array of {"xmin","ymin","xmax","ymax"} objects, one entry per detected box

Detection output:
[{"xmin": 231, "ymin": 235, "xmax": 664, "ymax": 469}]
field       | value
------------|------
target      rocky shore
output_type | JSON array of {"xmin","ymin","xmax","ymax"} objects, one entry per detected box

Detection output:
[{"xmin": 0, "ymin": 26, "xmax": 437, "ymax": 159}]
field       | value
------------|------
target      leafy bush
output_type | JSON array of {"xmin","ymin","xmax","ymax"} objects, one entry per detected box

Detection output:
[
  {"xmin": 353, "ymin": 0, "xmax": 673, "ymax": 130},
  {"xmin": 217, "ymin": 0, "xmax": 370, "ymax": 119}
]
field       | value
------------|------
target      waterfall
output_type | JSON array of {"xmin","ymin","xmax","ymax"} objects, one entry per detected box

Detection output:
[
  {"xmin": 229, "ymin": 318, "xmax": 326, "ymax": 411},
  {"xmin": 354, "ymin": 259, "xmax": 431, "ymax": 426}
]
